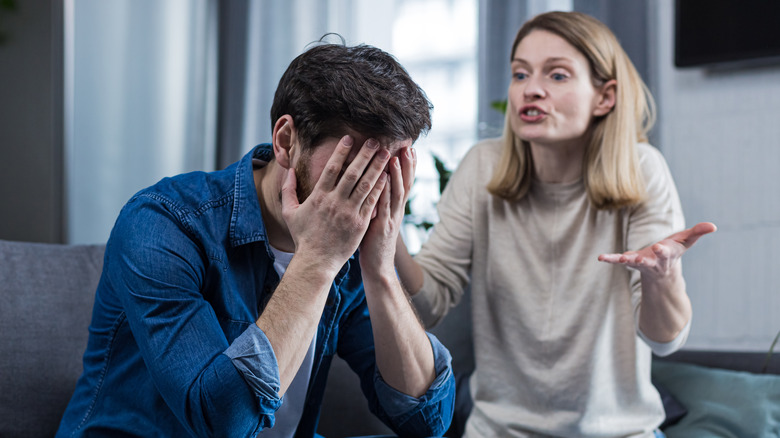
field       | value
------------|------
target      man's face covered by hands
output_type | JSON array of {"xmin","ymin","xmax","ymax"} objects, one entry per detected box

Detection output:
[
  {"xmin": 293, "ymin": 135, "xmax": 412, "ymax": 205},
  {"xmin": 279, "ymin": 132, "xmax": 416, "ymax": 275}
]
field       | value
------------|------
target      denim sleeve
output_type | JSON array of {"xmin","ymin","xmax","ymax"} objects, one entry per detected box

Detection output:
[
  {"xmin": 339, "ymin": 297, "xmax": 455, "ymax": 438},
  {"xmin": 108, "ymin": 196, "xmax": 277, "ymax": 437},
  {"xmin": 224, "ymin": 324, "xmax": 284, "ymax": 410},
  {"xmin": 372, "ymin": 332, "xmax": 456, "ymax": 434}
]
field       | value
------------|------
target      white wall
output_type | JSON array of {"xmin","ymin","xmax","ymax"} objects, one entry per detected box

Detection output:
[{"xmin": 650, "ymin": 1, "xmax": 780, "ymax": 351}]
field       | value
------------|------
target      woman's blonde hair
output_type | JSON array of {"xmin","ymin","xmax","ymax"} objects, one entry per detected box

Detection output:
[{"xmin": 487, "ymin": 11, "xmax": 656, "ymax": 210}]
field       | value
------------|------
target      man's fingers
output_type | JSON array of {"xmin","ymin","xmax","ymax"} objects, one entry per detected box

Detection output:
[
  {"xmin": 280, "ymin": 168, "xmax": 299, "ymax": 215},
  {"xmin": 388, "ymin": 157, "xmax": 406, "ymax": 213},
  {"xmin": 317, "ymin": 135, "xmax": 355, "ymax": 190},
  {"xmin": 400, "ymin": 147, "xmax": 416, "ymax": 197},
  {"xmin": 360, "ymin": 172, "xmax": 388, "ymax": 218},
  {"xmin": 345, "ymin": 145, "xmax": 390, "ymax": 202}
]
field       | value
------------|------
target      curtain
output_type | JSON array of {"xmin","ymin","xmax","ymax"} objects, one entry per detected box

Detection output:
[
  {"xmin": 65, "ymin": 0, "xmax": 217, "ymax": 244},
  {"xmin": 217, "ymin": 0, "xmax": 400, "ymax": 168}
]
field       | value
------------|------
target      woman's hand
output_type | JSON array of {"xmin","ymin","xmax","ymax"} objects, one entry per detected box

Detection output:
[
  {"xmin": 597, "ymin": 222, "xmax": 717, "ymax": 278},
  {"xmin": 599, "ymin": 221, "xmax": 717, "ymax": 343}
]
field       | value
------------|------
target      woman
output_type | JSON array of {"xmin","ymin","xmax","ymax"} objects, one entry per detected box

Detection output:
[{"xmin": 395, "ymin": 11, "xmax": 716, "ymax": 438}]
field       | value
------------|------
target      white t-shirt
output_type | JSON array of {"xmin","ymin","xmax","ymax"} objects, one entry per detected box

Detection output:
[{"xmin": 256, "ymin": 246, "xmax": 317, "ymax": 437}]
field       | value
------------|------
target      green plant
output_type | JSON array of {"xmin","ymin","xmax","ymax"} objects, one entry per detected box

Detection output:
[
  {"xmin": 761, "ymin": 328, "xmax": 780, "ymax": 373},
  {"xmin": 491, "ymin": 99, "xmax": 507, "ymax": 115},
  {"xmin": 404, "ymin": 153, "xmax": 452, "ymax": 231},
  {"xmin": 0, "ymin": 0, "xmax": 18, "ymax": 46}
]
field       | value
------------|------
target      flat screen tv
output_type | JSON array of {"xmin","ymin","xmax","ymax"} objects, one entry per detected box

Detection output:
[{"xmin": 675, "ymin": 0, "xmax": 780, "ymax": 68}]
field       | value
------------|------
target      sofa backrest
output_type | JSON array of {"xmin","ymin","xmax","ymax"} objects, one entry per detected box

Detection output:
[{"xmin": 0, "ymin": 240, "xmax": 105, "ymax": 438}]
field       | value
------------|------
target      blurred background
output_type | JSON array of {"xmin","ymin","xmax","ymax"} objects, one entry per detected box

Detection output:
[{"xmin": 1, "ymin": 0, "xmax": 778, "ymax": 352}]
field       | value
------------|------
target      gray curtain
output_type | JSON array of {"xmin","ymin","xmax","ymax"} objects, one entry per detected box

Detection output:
[
  {"xmin": 65, "ymin": 0, "xmax": 218, "ymax": 244},
  {"xmin": 477, "ymin": 0, "xmax": 529, "ymax": 140},
  {"xmin": 215, "ymin": 0, "xmax": 355, "ymax": 169}
]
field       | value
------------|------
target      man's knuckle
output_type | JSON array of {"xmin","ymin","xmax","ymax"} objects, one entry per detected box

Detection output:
[{"xmin": 343, "ymin": 171, "xmax": 360, "ymax": 184}]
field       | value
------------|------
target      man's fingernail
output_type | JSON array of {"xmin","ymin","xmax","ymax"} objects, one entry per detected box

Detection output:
[
  {"xmin": 378, "ymin": 149, "xmax": 391, "ymax": 160},
  {"xmin": 366, "ymin": 139, "xmax": 379, "ymax": 149}
]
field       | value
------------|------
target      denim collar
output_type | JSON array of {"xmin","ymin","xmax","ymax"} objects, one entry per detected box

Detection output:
[{"xmin": 229, "ymin": 144, "xmax": 274, "ymax": 248}]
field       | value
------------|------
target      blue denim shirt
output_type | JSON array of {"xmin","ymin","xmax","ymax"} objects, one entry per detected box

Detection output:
[{"xmin": 56, "ymin": 145, "xmax": 455, "ymax": 438}]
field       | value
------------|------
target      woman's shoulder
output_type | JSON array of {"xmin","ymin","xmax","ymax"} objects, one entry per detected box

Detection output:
[
  {"xmin": 635, "ymin": 142, "xmax": 675, "ymax": 181},
  {"xmin": 634, "ymin": 142, "xmax": 679, "ymax": 201},
  {"xmin": 469, "ymin": 137, "xmax": 504, "ymax": 156},
  {"xmin": 635, "ymin": 142, "xmax": 668, "ymax": 168},
  {"xmin": 458, "ymin": 137, "xmax": 504, "ymax": 171}
]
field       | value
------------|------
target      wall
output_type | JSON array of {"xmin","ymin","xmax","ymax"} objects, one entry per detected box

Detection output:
[
  {"xmin": 650, "ymin": 0, "xmax": 780, "ymax": 351},
  {"xmin": 0, "ymin": 0, "xmax": 63, "ymax": 243}
]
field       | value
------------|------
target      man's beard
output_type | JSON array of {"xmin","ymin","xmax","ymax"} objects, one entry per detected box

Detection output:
[{"xmin": 294, "ymin": 152, "xmax": 315, "ymax": 204}]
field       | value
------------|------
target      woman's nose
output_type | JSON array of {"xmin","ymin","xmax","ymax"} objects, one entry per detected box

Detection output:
[{"xmin": 523, "ymin": 77, "xmax": 545, "ymax": 100}]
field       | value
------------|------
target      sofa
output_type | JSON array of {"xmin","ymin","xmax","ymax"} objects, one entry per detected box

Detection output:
[{"xmin": 1, "ymin": 239, "xmax": 778, "ymax": 437}]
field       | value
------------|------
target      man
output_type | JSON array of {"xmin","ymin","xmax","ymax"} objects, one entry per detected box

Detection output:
[{"xmin": 56, "ymin": 43, "xmax": 455, "ymax": 437}]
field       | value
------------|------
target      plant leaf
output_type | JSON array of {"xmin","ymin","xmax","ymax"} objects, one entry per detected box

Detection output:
[
  {"xmin": 490, "ymin": 99, "xmax": 508, "ymax": 115},
  {"xmin": 431, "ymin": 154, "xmax": 452, "ymax": 194},
  {"xmin": 0, "ymin": 0, "xmax": 18, "ymax": 11}
]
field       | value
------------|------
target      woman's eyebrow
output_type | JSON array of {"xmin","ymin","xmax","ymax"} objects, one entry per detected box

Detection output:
[{"xmin": 511, "ymin": 56, "xmax": 575, "ymax": 65}]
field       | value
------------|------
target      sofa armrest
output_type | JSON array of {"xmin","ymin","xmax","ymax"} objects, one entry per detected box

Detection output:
[
  {"xmin": 655, "ymin": 349, "xmax": 780, "ymax": 375},
  {"xmin": 0, "ymin": 240, "xmax": 105, "ymax": 438}
]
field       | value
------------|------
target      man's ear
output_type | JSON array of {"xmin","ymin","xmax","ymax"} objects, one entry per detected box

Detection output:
[
  {"xmin": 272, "ymin": 115, "xmax": 297, "ymax": 169},
  {"xmin": 593, "ymin": 79, "xmax": 617, "ymax": 117}
]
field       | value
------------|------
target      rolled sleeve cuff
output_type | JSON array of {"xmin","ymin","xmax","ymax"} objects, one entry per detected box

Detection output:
[
  {"xmin": 640, "ymin": 317, "xmax": 691, "ymax": 357},
  {"xmin": 373, "ymin": 332, "xmax": 454, "ymax": 418},
  {"xmin": 224, "ymin": 323, "xmax": 283, "ymax": 410}
]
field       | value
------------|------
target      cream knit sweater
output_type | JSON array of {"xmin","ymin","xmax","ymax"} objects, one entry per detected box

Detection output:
[{"xmin": 412, "ymin": 138, "xmax": 686, "ymax": 437}]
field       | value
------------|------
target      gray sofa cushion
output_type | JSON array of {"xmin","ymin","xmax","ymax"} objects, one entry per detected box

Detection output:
[{"xmin": 0, "ymin": 240, "xmax": 104, "ymax": 438}]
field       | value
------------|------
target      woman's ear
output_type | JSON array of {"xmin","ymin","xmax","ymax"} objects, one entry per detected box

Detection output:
[
  {"xmin": 272, "ymin": 115, "xmax": 297, "ymax": 169},
  {"xmin": 593, "ymin": 79, "xmax": 617, "ymax": 117}
]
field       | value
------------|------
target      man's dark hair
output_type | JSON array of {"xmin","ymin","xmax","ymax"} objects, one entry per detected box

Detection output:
[{"xmin": 270, "ymin": 41, "xmax": 433, "ymax": 150}]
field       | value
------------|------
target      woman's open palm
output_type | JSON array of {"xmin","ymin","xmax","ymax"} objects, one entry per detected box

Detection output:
[{"xmin": 598, "ymin": 222, "xmax": 717, "ymax": 278}]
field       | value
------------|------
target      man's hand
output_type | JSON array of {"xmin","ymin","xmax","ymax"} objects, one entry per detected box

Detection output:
[
  {"xmin": 262, "ymin": 135, "xmax": 390, "ymax": 394},
  {"xmin": 359, "ymin": 145, "xmax": 416, "ymax": 279},
  {"xmin": 597, "ymin": 222, "xmax": 717, "ymax": 278},
  {"xmin": 281, "ymin": 135, "xmax": 391, "ymax": 275},
  {"xmin": 353, "ymin": 144, "xmax": 435, "ymax": 398}
]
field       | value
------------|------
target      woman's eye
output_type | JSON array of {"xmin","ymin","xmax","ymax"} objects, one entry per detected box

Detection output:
[
  {"xmin": 513, "ymin": 72, "xmax": 527, "ymax": 80},
  {"xmin": 551, "ymin": 72, "xmax": 568, "ymax": 81}
]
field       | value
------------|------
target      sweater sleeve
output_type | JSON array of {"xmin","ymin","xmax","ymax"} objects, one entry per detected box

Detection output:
[
  {"xmin": 627, "ymin": 144, "xmax": 689, "ymax": 355},
  {"xmin": 411, "ymin": 144, "xmax": 487, "ymax": 328}
]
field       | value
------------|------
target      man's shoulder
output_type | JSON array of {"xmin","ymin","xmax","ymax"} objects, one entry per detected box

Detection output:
[{"xmin": 132, "ymin": 166, "xmax": 237, "ymax": 215}]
